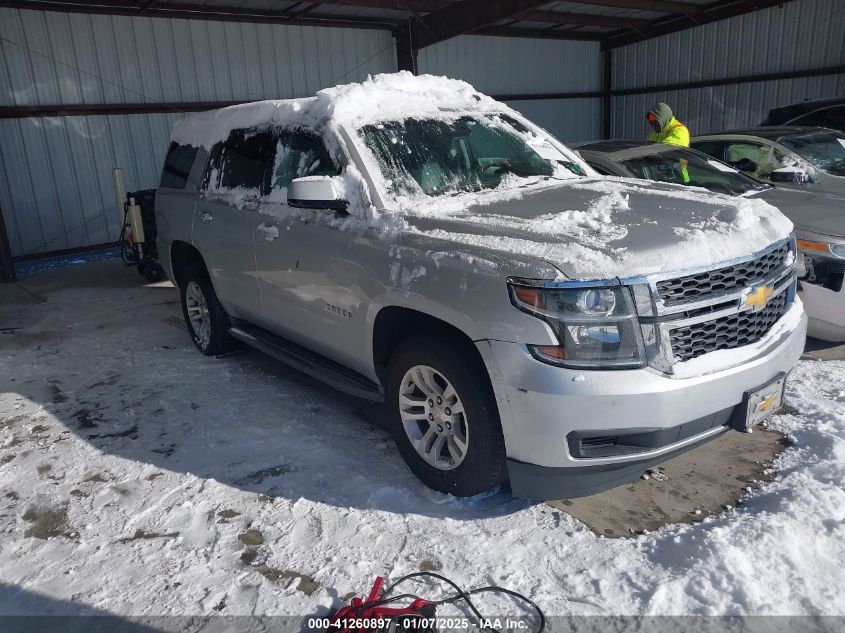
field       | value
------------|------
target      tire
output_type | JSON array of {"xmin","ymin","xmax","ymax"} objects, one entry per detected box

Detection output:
[
  {"xmin": 143, "ymin": 262, "xmax": 165, "ymax": 283},
  {"xmin": 386, "ymin": 337, "xmax": 506, "ymax": 496},
  {"xmin": 179, "ymin": 263, "xmax": 240, "ymax": 356}
]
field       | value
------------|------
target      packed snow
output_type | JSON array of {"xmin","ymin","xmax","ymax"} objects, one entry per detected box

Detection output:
[
  {"xmin": 170, "ymin": 72, "xmax": 793, "ymax": 281},
  {"xmin": 1, "ymin": 276, "xmax": 843, "ymax": 623}
]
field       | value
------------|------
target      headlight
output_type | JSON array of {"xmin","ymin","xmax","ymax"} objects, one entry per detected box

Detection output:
[
  {"xmin": 508, "ymin": 281, "xmax": 645, "ymax": 369},
  {"xmin": 797, "ymin": 239, "xmax": 845, "ymax": 259}
]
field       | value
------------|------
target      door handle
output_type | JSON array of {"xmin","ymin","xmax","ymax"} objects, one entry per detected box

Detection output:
[{"xmin": 197, "ymin": 212, "xmax": 213, "ymax": 223}]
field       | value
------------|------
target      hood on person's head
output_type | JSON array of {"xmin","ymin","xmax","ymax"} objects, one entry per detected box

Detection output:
[{"xmin": 647, "ymin": 102, "xmax": 673, "ymax": 130}]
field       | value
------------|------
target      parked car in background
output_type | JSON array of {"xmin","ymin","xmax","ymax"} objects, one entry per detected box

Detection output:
[
  {"xmin": 575, "ymin": 140, "xmax": 845, "ymax": 342},
  {"xmin": 156, "ymin": 73, "xmax": 806, "ymax": 500},
  {"xmin": 691, "ymin": 127, "xmax": 845, "ymax": 196},
  {"xmin": 760, "ymin": 97, "xmax": 845, "ymax": 133}
]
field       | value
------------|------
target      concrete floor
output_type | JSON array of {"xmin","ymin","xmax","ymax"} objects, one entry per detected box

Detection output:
[{"xmin": 2, "ymin": 259, "xmax": 843, "ymax": 538}]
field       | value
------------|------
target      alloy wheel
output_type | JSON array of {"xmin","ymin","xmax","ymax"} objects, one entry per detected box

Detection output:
[
  {"xmin": 185, "ymin": 280, "xmax": 211, "ymax": 350},
  {"xmin": 398, "ymin": 365, "xmax": 469, "ymax": 471}
]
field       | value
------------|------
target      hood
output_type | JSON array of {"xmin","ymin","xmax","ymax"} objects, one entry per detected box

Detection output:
[
  {"xmin": 755, "ymin": 187, "xmax": 845, "ymax": 238},
  {"xmin": 400, "ymin": 177, "xmax": 793, "ymax": 281}
]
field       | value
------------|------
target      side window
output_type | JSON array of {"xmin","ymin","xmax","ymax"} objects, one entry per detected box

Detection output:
[
  {"xmin": 823, "ymin": 106, "xmax": 845, "ymax": 131},
  {"xmin": 691, "ymin": 141, "xmax": 726, "ymax": 162},
  {"xmin": 724, "ymin": 142, "xmax": 769, "ymax": 173},
  {"xmin": 586, "ymin": 162, "xmax": 612, "ymax": 176},
  {"xmin": 203, "ymin": 129, "xmax": 275, "ymax": 194},
  {"xmin": 160, "ymin": 142, "xmax": 199, "ymax": 189},
  {"xmin": 270, "ymin": 132, "xmax": 339, "ymax": 191},
  {"xmin": 794, "ymin": 106, "xmax": 845, "ymax": 131},
  {"xmin": 791, "ymin": 110, "xmax": 828, "ymax": 127}
]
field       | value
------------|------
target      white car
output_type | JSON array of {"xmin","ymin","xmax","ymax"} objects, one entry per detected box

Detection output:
[{"xmin": 694, "ymin": 127, "xmax": 845, "ymax": 341}]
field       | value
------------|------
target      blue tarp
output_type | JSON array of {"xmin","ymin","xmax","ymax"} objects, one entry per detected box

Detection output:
[{"xmin": 14, "ymin": 246, "xmax": 121, "ymax": 277}]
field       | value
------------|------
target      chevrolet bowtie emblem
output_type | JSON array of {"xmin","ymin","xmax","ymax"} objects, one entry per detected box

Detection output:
[
  {"xmin": 756, "ymin": 393, "xmax": 780, "ymax": 413},
  {"xmin": 744, "ymin": 285, "xmax": 774, "ymax": 311}
]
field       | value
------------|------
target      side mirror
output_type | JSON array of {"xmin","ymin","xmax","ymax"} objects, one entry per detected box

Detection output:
[
  {"xmin": 730, "ymin": 157, "xmax": 758, "ymax": 173},
  {"xmin": 769, "ymin": 167, "xmax": 813, "ymax": 184},
  {"xmin": 287, "ymin": 176, "xmax": 348, "ymax": 213}
]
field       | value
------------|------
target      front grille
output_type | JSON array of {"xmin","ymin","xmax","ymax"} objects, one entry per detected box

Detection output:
[
  {"xmin": 669, "ymin": 291, "xmax": 788, "ymax": 363},
  {"xmin": 657, "ymin": 242, "xmax": 790, "ymax": 306}
]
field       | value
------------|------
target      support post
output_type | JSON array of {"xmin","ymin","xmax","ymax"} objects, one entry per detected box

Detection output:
[
  {"xmin": 395, "ymin": 26, "xmax": 418, "ymax": 74},
  {"xmin": 0, "ymin": 202, "xmax": 17, "ymax": 283},
  {"xmin": 602, "ymin": 48, "xmax": 612, "ymax": 139}
]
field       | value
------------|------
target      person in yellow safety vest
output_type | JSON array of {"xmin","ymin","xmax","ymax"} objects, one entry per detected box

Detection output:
[
  {"xmin": 646, "ymin": 102, "xmax": 690, "ymax": 147},
  {"xmin": 647, "ymin": 102, "xmax": 691, "ymax": 183}
]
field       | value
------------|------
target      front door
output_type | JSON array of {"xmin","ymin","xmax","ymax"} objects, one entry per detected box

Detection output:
[{"xmin": 253, "ymin": 131, "xmax": 367, "ymax": 370}]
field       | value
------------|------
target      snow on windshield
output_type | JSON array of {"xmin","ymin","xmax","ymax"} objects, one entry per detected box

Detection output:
[{"xmin": 357, "ymin": 114, "xmax": 581, "ymax": 202}]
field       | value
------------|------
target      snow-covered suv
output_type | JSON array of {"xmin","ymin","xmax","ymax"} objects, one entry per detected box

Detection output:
[{"xmin": 156, "ymin": 73, "xmax": 806, "ymax": 500}]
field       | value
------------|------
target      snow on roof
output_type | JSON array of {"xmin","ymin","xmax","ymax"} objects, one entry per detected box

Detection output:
[{"xmin": 171, "ymin": 72, "xmax": 506, "ymax": 149}]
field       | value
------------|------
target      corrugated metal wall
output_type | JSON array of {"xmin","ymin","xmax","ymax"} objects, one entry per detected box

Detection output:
[
  {"xmin": 418, "ymin": 35, "xmax": 603, "ymax": 143},
  {"xmin": 611, "ymin": 0, "xmax": 845, "ymax": 138},
  {"xmin": 612, "ymin": 74, "xmax": 845, "ymax": 139},
  {"xmin": 0, "ymin": 8, "xmax": 396, "ymax": 257},
  {"xmin": 503, "ymin": 97, "xmax": 602, "ymax": 144}
]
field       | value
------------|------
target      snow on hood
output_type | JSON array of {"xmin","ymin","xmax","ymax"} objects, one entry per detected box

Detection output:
[{"xmin": 400, "ymin": 178, "xmax": 794, "ymax": 280}]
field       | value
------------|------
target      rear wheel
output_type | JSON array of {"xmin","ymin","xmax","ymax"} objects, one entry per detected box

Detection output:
[
  {"xmin": 386, "ymin": 337, "xmax": 506, "ymax": 496},
  {"xmin": 179, "ymin": 264, "xmax": 239, "ymax": 356}
]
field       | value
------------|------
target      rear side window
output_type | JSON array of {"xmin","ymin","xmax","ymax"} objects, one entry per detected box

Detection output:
[
  {"xmin": 691, "ymin": 141, "xmax": 726, "ymax": 162},
  {"xmin": 160, "ymin": 142, "xmax": 198, "ymax": 189},
  {"xmin": 203, "ymin": 129, "xmax": 275, "ymax": 194},
  {"xmin": 793, "ymin": 106, "xmax": 845, "ymax": 131}
]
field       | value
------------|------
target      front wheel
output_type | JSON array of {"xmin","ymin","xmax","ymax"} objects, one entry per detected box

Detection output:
[
  {"xmin": 179, "ymin": 264, "xmax": 239, "ymax": 356},
  {"xmin": 386, "ymin": 337, "xmax": 506, "ymax": 496}
]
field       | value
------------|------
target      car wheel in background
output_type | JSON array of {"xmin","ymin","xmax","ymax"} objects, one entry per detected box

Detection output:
[{"xmin": 386, "ymin": 337, "xmax": 507, "ymax": 496}]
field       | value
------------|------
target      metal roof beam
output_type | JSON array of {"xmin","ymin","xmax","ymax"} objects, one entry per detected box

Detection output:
[
  {"xmin": 407, "ymin": 0, "xmax": 550, "ymax": 48},
  {"xmin": 480, "ymin": 26, "xmax": 605, "ymax": 41},
  {"xmin": 603, "ymin": 0, "xmax": 799, "ymax": 49},
  {"xmin": 300, "ymin": 0, "xmax": 451, "ymax": 10},
  {"xmin": 4, "ymin": 0, "xmax": 401, "ymax": 29},
  {"xmin": 514, "ymin": 9, "xmax": 653, "ymax": 31},
  {"xmin": 561, "ymin": 0, "xmax": 704, "ymax": 16}
]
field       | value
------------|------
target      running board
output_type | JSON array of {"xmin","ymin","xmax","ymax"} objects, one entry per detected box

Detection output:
[{"xmin": 229, "ymin": 324, "xmax": 384, "ymax": 402}]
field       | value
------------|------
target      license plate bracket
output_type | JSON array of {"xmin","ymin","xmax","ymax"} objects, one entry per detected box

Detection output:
[{"xmin": 729, "ymin": 372, "xmax": 787, "ymax": 431}]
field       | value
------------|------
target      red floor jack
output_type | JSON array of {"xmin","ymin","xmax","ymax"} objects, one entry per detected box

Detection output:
[{"xmin": 326, "ymin": 572, "xmax": 544, "ymax": 633}]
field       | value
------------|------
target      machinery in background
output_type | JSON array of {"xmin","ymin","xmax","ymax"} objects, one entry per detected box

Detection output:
[{"xmin": 113, "ymin": 168, "xmax": 164, "ymax": 282}]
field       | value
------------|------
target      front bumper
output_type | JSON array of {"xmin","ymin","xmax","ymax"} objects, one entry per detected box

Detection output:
[{"xmin": 476, "ymin": 306, "xmax": 807, "ymax": 500}]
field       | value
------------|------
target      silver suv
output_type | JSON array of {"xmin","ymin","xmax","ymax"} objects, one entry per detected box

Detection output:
[{"xmin": 156, "ymin": 75, "xmax": 806, "ymax": 500}]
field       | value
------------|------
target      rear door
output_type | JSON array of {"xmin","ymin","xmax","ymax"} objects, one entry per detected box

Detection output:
[{"xmin": 192, "ymin": 128, "xmax": 273, "ymax": 320}]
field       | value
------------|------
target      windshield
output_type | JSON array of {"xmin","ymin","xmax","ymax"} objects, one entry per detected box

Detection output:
[
  {"xmin": 358, "ymin": 114, "xmax": 583, "ymax": 199},
  {"xmin": 779, "ymin": 131, "xmax": 845, "ymax": 176},
  {"xmin": 620, "ymin": 147, "xmax": 769, "ymax": 195}
]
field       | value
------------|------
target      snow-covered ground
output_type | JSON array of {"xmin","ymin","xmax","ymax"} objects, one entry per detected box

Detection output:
[{"xmin": 1, "ymin": 275, "xmax": 844, "ymax": 623}]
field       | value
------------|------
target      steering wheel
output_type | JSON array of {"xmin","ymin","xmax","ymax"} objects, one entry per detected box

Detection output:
[{"xmin": 480, "ymin": 159, "xmax": 513, "ymax": 175}]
